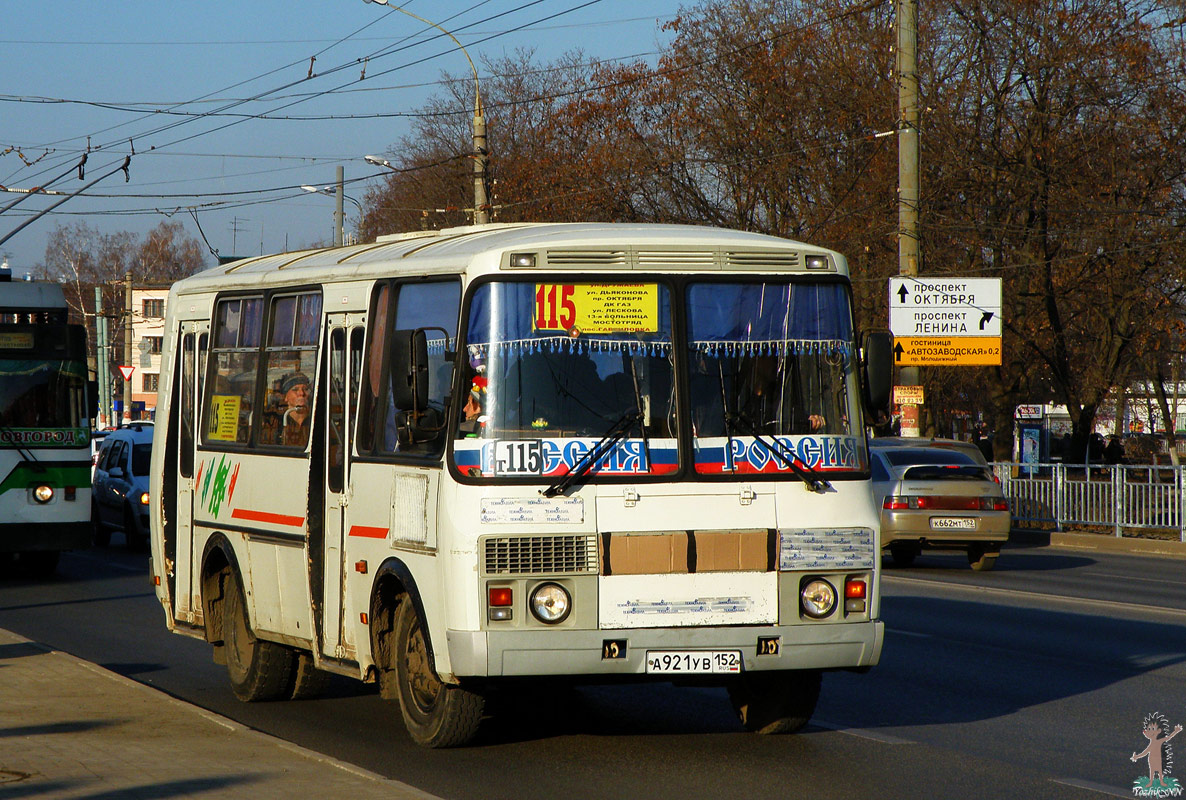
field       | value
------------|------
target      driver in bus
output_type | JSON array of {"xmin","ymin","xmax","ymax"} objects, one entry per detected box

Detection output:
[{"xmin": 279, "ymin": 372, "xmax": 312, "ymax": 447}]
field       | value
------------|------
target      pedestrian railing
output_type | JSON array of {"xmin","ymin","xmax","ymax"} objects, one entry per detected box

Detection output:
[{"xmin": 994, "ymin": 462, "xmax": 1186, "ymax": 541}]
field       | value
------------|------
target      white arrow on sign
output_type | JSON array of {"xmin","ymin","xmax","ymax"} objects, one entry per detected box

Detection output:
[{"xmin": 118, "ymin": 365, "xmax": 135, "ymax": 381}]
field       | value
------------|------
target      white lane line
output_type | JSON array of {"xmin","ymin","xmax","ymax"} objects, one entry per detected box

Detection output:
[
  {"xmin": 1081, "ymin": 570, "xmax": 1180, "ymax": 586},
  {"xmin": 67, "ymin": 551, "xmax": 148, "ymax": 574},
  {"xmin": 1049, "ymin": 777, "xmax": 1132, "ymax": 797},
  {"xmin": 813, "ymin": 719, "xmax": 916, "ymax": 745},
  {"xmin": 890, "ymin": 629, "xmax": 933, "ymax": 639},
  {"xmin": 883, "ymin": 575, "xmax": 1186, "ymax": 619}
]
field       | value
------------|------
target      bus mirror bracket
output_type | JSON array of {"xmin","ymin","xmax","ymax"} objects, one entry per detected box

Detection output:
[{"xmin": 860, "ymin": 329, "xmax": 893, "ymax": 422}]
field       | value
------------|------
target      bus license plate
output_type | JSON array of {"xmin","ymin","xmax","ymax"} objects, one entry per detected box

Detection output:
[
  {"xmin": 930, "ymin": 517, "xmax": 977, "ymax": 530},
  {"xmin": 645, "ymin": 650, "xmax": 742, "ymax": 674}
]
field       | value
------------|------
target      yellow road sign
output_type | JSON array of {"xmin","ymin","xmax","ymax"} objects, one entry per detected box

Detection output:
[{"xmin": 893, "ymin": 336, "xmax": 1001, "ymax": 366}]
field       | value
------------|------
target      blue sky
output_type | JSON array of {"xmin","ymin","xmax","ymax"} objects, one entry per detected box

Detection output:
[{"xmin": 0, "ymin": 1, "xmax": 680, "ymax": 273}]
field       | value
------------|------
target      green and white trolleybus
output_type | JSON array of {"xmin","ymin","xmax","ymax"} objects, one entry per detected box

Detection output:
[{"xmin": 150, "ymin": 222, "xmax": 893, "ymax": 747}]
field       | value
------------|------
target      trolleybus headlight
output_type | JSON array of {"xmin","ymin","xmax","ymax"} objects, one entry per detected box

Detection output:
[
  {"xmin": 32, "ymin": 484, "xmax": 54, "ymax": 504},
  {"xmin": 800, "ymin": 578, "xmax": 837, "ymax": 619},
  {"xmin": 529, "ymin": 582, "xmax": 571, "ymax": 624}
]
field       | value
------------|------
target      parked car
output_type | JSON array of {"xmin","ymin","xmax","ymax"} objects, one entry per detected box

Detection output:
[
  {"xmin": 91, "ymin": 423, "xmax": 153, "ymax": 549},
  {"xmin": 90, "ymin": 428, "xmax": 113, "ymax": 479},
  {"xmin": 869, "ymin": 438, "xmax": 1011, "ymax": 571}
]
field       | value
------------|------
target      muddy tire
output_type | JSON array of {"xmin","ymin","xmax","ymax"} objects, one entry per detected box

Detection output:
[
  {"xmin": 393, "ymin": 598, "xmax": 484, "ymax": 747},
  {"xmin": 728, "ymin": 669, "xmax": 822, "ymax": 735},
  {"xmin": 288, "ymin": 651, "xmax": 332, "ymax": 700},
  {"xmin": 222, "ymin": 571, "xmax": 294, "ymax": 702}
]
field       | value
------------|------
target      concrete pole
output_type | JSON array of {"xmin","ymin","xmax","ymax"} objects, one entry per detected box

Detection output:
[
  {"xmin": 897, "ymin": 0, "xmax": 922, "ymax": 436},
  {"xmin": 94, "ymin": 287, "xmax": 109, "ymax": 428},
  {"xmin": 123, "ymin": 271, "xmax": 133, "ymax": 425},
  {"xmin": 473, "ymin": 107, "xmax": 490, "ymax": 225},
  {"xmin": 334, "ymin": 165, "xmax": 345, "ymax": 247}
]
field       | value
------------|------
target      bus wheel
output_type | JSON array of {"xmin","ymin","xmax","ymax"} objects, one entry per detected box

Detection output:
[
  {"xmin": 222, "ymin": 571, "xmax": 294, "ymax": 702},
  {"xmin": 727, "ymin": 669, "xmax": 822, "ymax": 735},
  {"xmin": 288, "ymin": 651, "xmax": 332, "ymax": 700},
  {"xmin": 19, "ymin": 550, "xmax": 60, "ymax": 579},
  {"xmin": 393, "ymin": 598, "xmax": 484, "ymax": 747},
  {"xmin": 968, "ymin": 545, "xmax": 999, "ymax": 572}
]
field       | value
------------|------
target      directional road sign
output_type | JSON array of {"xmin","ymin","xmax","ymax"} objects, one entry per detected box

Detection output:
[{"xmin": 889, "ymin": 277, "xmax": 1002, "ymax": 366}]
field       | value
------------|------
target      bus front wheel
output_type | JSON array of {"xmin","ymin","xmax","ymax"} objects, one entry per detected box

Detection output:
[
  {"xmin": 727, "ymin": 668, "xmax": 822, "ymax": 735},
  {"xmin": 221, "ymin": 571, "xmax": 294, "ymax": 702},
  {"xmin": 392, "ymin": 598, "xmax": 484, "ymax": 747}
]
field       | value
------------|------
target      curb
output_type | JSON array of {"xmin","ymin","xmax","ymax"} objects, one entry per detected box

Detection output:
[{"xmin": 1010, "ymin": 528, "xmax": 1186, "ymax": 559}]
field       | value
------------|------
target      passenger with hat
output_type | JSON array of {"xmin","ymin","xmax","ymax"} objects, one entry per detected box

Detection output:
[{"xmin": 279, "ymin": 371, "xmax": 312, "ymax": 447}]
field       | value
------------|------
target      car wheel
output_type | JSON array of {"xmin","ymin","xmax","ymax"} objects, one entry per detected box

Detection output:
[
  {"xmin": 727, "ymin": 669, "xmax": 822, "ymax": 734},
  {"xmin": 889, "ymin": 544, "xmax": 919, "ymax": 567},
  {"xmin": 221, "ymin": 570, "xmax": 295, "ymax": 702},
  {"xmin": 124, "ymin": 507, "xmax": 147, "ymax": 551},
  {"xmin": 391, "ymin": 597, "xmax": 484, "ymax": 747},
  {"xmin": 968, "ymin": 544, "xmax": 999, "ymax": 571},
  {"xmin": 92, "ymin": 503, "xmax": 111, "ymax": 547}
]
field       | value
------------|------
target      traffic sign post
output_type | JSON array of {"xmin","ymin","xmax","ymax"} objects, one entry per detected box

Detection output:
[{"xmin": 889, "ymin": 277, "xmax": 1002, "ymax": 366}]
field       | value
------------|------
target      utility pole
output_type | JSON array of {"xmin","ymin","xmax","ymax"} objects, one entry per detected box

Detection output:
[
  {"xmin": 123, "ymin": 271, "xmax": 133, "ymax": 425},
  {"xmin": 94, "ymin": 288, "xmax": 110, "ymax": 428},
  {"xmin": 897, "ymin": 0, "xmax": 921, "ymax": 436},
  {"xmin": 334, "ymin": 165, "xmax": 345, "ymax": 247},
  {"xmin": 473, "ymin": 103, "xmax": 489, "ymax": 224}
]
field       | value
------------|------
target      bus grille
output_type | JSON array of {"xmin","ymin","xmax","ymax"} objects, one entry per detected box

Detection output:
[{"xmin": 482, "ymin": 534, "xmax": 599, "ymax": 576}]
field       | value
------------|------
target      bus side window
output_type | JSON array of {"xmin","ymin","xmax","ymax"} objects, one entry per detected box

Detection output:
[{"xmin": 204, "ymin": 296, "xmax": 263, "ymax": 446}]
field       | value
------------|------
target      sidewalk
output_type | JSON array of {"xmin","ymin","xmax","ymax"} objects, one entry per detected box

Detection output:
[
  {"xmin": 1010, "ymin": 527, "xmax": 1186, "ymax": 558},
  {"xmin": 0, "ymin": 628, "xmax": 440, "ymax": 800}
]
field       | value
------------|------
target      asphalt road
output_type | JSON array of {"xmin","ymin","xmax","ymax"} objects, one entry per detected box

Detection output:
[{"xmin": 1, "ymin": 541, "xmax": 1183, "ymax": 799}]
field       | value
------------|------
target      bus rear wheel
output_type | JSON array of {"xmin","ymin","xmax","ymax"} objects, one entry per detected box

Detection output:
[
  {"xmin": 727, "ymin": 668, "xmax": 822, "ymax": 735},
  {"xmin": 221, "ymin": 571, "xmax": 294, "ymax": 702},
  {"xmin": 393, "ymin": 598, "xmax": 484, "ymax": 747}
]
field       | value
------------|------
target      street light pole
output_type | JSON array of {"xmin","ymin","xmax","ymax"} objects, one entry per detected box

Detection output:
[
  {"xmin": 364, "ymin": 0, "xmax": 489, "ymax": 224},
  {"xmin": 302, "ymin": 176, "xmax": 362, "ymax": 246}
]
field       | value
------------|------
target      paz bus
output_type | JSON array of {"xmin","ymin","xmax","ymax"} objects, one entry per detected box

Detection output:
[
  {"xmin": 149, "ymin": 222, "xmax": 892, "ymax": 747},
  {"xmin": 0, "ymin": 274, "xmax": 97, "ymax": 577}
]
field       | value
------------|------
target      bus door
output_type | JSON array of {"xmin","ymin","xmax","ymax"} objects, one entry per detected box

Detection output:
[
  {"xmin": 173, "ymin": 320, "xmax": 208, "ymax": 623},
  {"xmin": 321, "ymin": 314, "xmax": 364, "ymax": 659}
]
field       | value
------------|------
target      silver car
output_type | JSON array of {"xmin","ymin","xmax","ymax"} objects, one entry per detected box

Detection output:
[
  {"xmin": 91, "ymin": 423, "xmax": 153, "ymax": 549},
  {"xmin": 869, "ymin": 439, "xmax": 1010, "ymax": 571}
]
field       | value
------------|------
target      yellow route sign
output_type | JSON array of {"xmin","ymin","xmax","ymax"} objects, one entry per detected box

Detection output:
[{"xmin": 893, "ymin": 336, "xmax": 1001, "ymax": 366}]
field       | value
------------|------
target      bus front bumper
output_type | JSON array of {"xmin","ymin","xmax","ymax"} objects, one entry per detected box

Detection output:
[
  {"xmin": 446, "ymin": 620, "xmax": 884, "ymax": 678},
  {"xmin": 0, "ymin": 521, "xmax": 93, "ymax": 554}
]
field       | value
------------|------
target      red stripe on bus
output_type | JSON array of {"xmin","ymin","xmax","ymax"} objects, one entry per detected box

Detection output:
[
  {"xmin": 349, "ymin": 525, "xmax": 389, "ymax": 539},
  {"xmin": 231, "ymin": 508, "xmax": 305, "ymax": 527}
]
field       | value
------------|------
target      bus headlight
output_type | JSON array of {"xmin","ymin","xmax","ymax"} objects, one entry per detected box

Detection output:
[
  {"xmin": 800, "ymin": 578, "xmax": 837, "ymax": 619},
  {"xmin": 32, "ymin": 484, "xmax": 54, "ymax": 504},
  {"xmin": 529, "ymin": 582, "xmax": 571, "ymax": 624}
]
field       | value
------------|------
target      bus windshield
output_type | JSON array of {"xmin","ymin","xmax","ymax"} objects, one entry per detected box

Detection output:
[
  {"xmin": 686, "ymin": 281, "xmax": 865, "ymax": 474},
  {"xmin": 0, "ymin": 357, "xmax": 88, "ymax": 444},
  {"xmin": 454, "ymin": 281, "xmax": 676, "ymax": 478}
]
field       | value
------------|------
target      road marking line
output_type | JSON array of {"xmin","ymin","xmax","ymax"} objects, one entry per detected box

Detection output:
[
  {"xmin": 813, "ymin": 720, "xmax": 916, "ymax": 745},
  {"xmin": 1049, "ymin": 777, "xmax": 1132, "ymax": 797},
  {"xmin": 67, "ymin": 551, "xmax": 147, "ymax": 573},
  {"xmin": 883, "ymin": 574, "xmax": 1186, "ymax": 618},
  {"xmin": 889, "ymin": 629, "xmax": 933, "ymax": 639}
]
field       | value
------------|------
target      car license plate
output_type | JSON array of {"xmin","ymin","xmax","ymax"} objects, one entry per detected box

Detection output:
[
  {"xmin": 930, "ymin": 517, "xmax": 977, "ymax": 530},
  {"xmin": 645, "ymin": 650, "xmax": 742, "ymax": 674}
]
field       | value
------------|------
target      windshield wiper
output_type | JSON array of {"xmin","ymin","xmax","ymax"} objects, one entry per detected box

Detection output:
[
  {"xmin": 727, "ymin": 411, "xmax": 830, "ymax": 493},
  {"xmin": 0, "ymin": 424, "xmax": 44, "ymax": 471},
  {"xmin": 541, "ymin": 410, "xmax": 643, "ymax": 498}
]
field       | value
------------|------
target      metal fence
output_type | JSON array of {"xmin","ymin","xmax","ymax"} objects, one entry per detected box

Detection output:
[{"xmin": 994, "ymin": 462, "xmax": 1186, "ymax": 541}]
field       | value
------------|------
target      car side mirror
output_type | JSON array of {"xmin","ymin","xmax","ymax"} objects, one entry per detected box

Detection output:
[{"xmin": 108, "ymin": 466, "xmax": 125, "ymax": 480}]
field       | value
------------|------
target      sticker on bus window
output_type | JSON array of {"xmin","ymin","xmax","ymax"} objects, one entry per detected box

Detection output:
[
  {"xmin": 533, "ymin": 284, "xmax": 658, "ymax": 334},
  {"xmin": 0, "ymin": 332, "xmax": 34, "ymax": 349},
  {"xmin": 207, "ymin": 394, "xmax": 242, "ymax": 442}
]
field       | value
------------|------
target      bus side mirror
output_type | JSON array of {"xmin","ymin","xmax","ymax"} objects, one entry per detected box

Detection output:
[
  {"xmin": 860, "ymin": 330, "xmax": 893, "ymax": 420},
  {"xmin": 87, "ymin": 380, "xmax": 99, "ymax": 420},
  {"xmin": 390, "ymin": 329, "xmax": 430, "ymax": 413}
]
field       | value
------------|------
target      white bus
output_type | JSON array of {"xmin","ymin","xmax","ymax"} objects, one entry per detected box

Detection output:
[
  {"xmin": 0, "ymin": 276, "xmax": 97, "ymax": 577},
  {"xmin": 150, "ymin": 223, "xmax": 892, "ymax": 747}
]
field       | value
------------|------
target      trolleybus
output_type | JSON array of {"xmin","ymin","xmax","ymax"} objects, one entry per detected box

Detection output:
[
  {"xmin": 150, "ymin": 222, "xmax": 892, "ymax": 747},
  {"xmin": 0, "ymin": 274, "xmax": 97, "ymax": 576}
]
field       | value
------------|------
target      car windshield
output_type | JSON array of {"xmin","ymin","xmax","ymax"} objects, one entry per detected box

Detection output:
[{"xmin": 454, "ymin": 281, "xmax": 676, "ymax": 478}]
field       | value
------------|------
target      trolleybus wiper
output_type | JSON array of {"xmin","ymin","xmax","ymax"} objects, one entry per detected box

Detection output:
[
  {"xmin": 541, "ymin": 410, "xmax": 644, "ymax": 498},
  {"xmin": 0, "ymin": 424, "xmax": 43, "ymax": 471},
  {"xmin": 726, "ymin": 412, "xmax": 830, "ymax": 493}
]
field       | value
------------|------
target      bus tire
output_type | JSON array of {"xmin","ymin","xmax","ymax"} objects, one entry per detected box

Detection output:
[
  {"xmin": 727, "ymin": 668, "xmax": 822, "ymax": 735},
  {"xmin": 19, "ymin": 550, "xmax": 60, "ymax": 579},
  {"xmin": 222, "ymin": 571, "xmax": 294, "ymax": 702},
  {"xmin": 393, "ymin": 598, "xmax": 484, "ymax": 748},
  {"xmin": 288, "ymin": 651, "xmax": 332, "ymax": 700}
]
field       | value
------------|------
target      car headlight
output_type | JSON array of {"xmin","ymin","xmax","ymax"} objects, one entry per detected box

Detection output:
[
  {"xmin": 139, "ymin": 492, "xmax": 150, "ymax": 506},
  {"xmin": 800, "ymin": 578, "xmax": 837, "ymax": 619},
  {"xmin": 529, "ymin": 582, "xmax": 571, "ymax": 624},
  {"xmin": 32, "ymin": 484, "xmax": 54, "ymax": 504}
]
